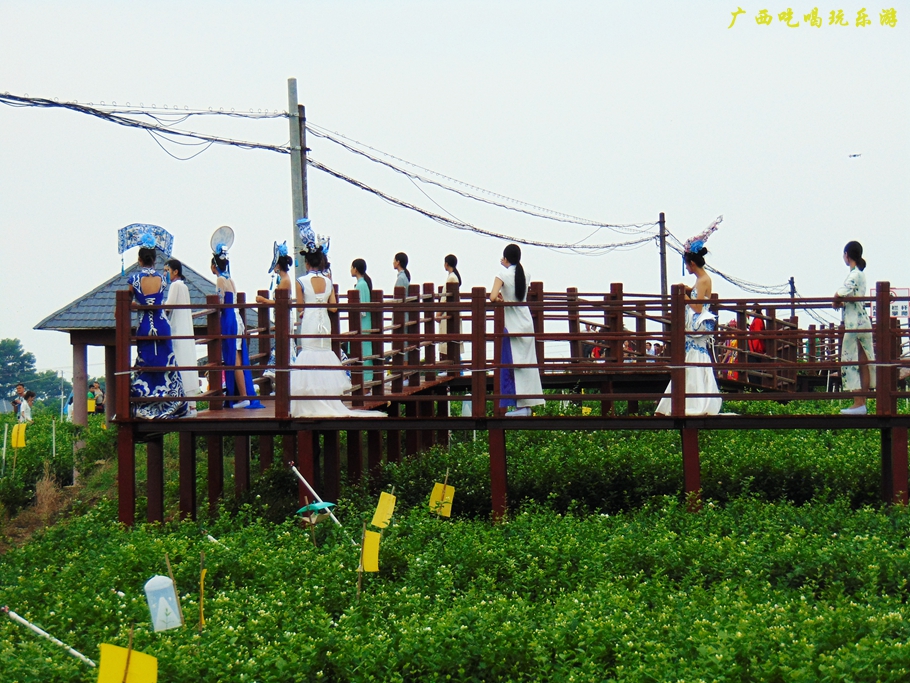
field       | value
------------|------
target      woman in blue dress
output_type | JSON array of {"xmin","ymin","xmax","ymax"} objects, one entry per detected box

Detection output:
[
  {"xmin": 211, "ymin": 248, "xmax": 265, "ymax": 409},
  {"xmin": 130, "ymin": 245, "xmax": 187, "ymax": 419}
]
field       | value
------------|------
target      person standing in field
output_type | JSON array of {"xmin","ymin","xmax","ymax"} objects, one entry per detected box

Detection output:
[{"xmin": 834, "ymin": 240, "xmax": 874, "ymax": 415}]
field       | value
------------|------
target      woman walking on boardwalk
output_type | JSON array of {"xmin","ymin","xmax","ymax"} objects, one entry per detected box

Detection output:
[
  {"xmin": 439, "ymin": 254, "xmax": 464, "ymax": 361},
  {"xmin": 490, "ymin": 244, "xmax": 545, "ymax": 416},
  {"xmin": 656, "ymin": 218, "xmax": 723, "ymax": 416},
  {"xmin": 834, "ymin": 240, "xmax": 874, "ymax": 415},
  {"xmin": 350, "ymin": 258, "xmax": 374, "ymax": 384},
  {"xmin": 164, "ymin": 259, "xmax": 201, "ymax": 404}
]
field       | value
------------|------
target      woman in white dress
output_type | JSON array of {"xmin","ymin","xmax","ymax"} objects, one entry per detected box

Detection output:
[
  {"xmin": 164, "ymin": 259, "xmax": 200, "ymax": 406},
  {"xmin": 489, "ymin": 244, "xmax": 545, "ymax": 416},
  {"xmin": 655, "ymin": 246, "xmax": 723, "ymax": 416},
  {"xmin": 834, "ymin": 240, "xmax": 874, "ymax": 415},
  {"xmin": 290, "ymin": 239, "xmax": 385, "ymax": 418},
  {"xmin": 439, "ymin": 254, "xmax": 464, "ymax": 361}
]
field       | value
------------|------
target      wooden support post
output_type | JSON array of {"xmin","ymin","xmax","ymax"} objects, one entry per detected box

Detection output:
[
  {"xmin": 387, "ymin": 403, "xmax": 402, "ymax": 463},
  {"xmin": 471, "ymin": 287, "xmax": 487, "ymax": 418},
  {"xmin": 681, "ymin": 428, "xmax": 701, "ymax": 511},
  {"xmin": 492, "ymin": 303, "xmax": 506, "ymax": 418},
  {"xmin": 489, "ymin": 428, "xmax": 507, "ymax": 522},
  {"xmin": 259, "ymin": 435, "xmax": 274, "ymax": 473},
  {"xmin": 371, "ymin": 289, "xmax": 385, "ymax": 399},
  {"xmin": 419, "ymin": 396, "xmax": 435, "ymax": 451},
  {"xmin": 445, "ymin": 281, "xmax": 462, "ymax": 376},
  {"xmin": 529, "ymin": 282, "xmax": 545, "ymax": 371},
  {"xmin": 768, "ymin": 307, "xmax": 779, "ymax": 390},
  {"xmin": 179, "ymin": 432, "xmax": 197, "ymax": 521},
  {"xmin": 146, "ymin": 436, "xmax": 164, "ymax": 524},
  {"xmin": 104, "ymin": 344, "xmax": 116, "ymax": 425},
  {"xmin": 405, "ymin": 400, "xmax": 419, "ymax": 456},
  {"xmin": 274, "ymin": 289, "xmax": 291, "ymax": 418},
  {"xmin": 392, "ymin": 287, "xmax": 406, "ymax": 395},
  {"xmin": 256, "ymin": 289, "xmax": 272, "ymax": 392},
  {"xmin": 347, "ymin": 430, "xmax": 363, "ymax": 483},
  {"xmin": 206, "ymin": 435, "xmax": 223, "ymax": 514},
  {"xmin": 72, "ymin": 341, "xmax": 88, "ymax": 428},
  {"xmin": 348, "ymin": 288, "xmax": 364, "ymax": 405},
  {"xmin": 876, "ymin": 282, "xmax": 896, "ymax": 416},
  {"xmin": 423, "ymin": 282, "xmax": 437, "ymax": 382},
  {"xmin": 234, "ymin": 436, "xmax": 250, "ymax": 497},
  {"xmin": 206, "ymin": 294, "xmax": 223, "ymax": 411},
  {"xmin": 610, "ymin": 283, "xmax": 624, "ymax": 364},
  {"xmin": 282, "ymin": 432, "xmax": 296, "ymax": 470},
  {"xmin": 882, "ymin": 427, "xmax": 909, "ymax": 505},
  {"xmin": 567, "ymin": 287, "xmax": 581, "ymax": 362},
  {"xmin": 324, "ymin": 431, "xmax": 341, "ymax": 503},
  {"xmin": 295, "ymin": 431, "xmax": 316, "ymax": 507},
  {"xmin": 367, "ymin": 430, "xmax": 383, "ymax": 481},
  {"xmin": 670, "ymin": 285, "xmax": 687, "ymax": 417},
  {"xmin": 117, "ymin": 425, "xmax": 135, "ymax": 526},
  {"xmin": 407, "ymin": 284, "xmax": 421, "ymax": 388},
  {"xmin": 436, "ymin": 389, "xmax": 450, "ymax": 447}
]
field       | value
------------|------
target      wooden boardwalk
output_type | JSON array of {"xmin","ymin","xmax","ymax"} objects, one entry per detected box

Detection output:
[{"xmin": 113, "ymin": 280, "xmax": 910, "ymax": 525}]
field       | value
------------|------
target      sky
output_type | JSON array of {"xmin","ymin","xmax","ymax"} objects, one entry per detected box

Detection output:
[{"xmin": 1, "ymin": 1, "xmax": 907, "ymax": 380}]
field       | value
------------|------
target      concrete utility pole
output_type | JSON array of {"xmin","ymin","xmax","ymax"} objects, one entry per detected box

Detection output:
[
  {"xmin": 288, "ymin": 78, "xmax": 308, "ymax": 282},
  {"xmin": 659, "ymin": 212, "xmax": 668, "ymax": 328}
]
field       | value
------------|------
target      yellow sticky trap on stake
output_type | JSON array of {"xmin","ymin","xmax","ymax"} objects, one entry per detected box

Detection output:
[
  {"xmin": 429, "ymin": 483, "xmax": 455, "ymax": 517},
  {"xmin": 370, "ymin": 492, "xmax": 397, "ymax": 529},
  {"xmin": 362, "ymin": 530, "xmax": 381, "ymax": 572},
  {"xmin": 97, "ymin": 643, "xmax": 158, "ymax": 683},
  {"xmin": 12, "ymin": 423, "xmax": 26, "ymax": 449}
]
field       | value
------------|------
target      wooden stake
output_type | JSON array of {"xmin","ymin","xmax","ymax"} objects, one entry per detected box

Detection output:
[
  {"xmin": 199, "ymin": 551, "xmax": 206, "ymax": 632},
  {"xmin": 357, "ymin": 522, "xmax": 366, "ymax": 600},
  {"xmin": 121, "ymin": 624, "xmax": 134, "ymax": 683},
  {"xmin": 164, "ymin": 553, "xmax": 185, "ymax": 626}
]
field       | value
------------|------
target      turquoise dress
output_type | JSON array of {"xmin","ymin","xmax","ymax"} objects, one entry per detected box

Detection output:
[{"xmin": 355, "ymin": 277, "xmax": 374, "ymax": 383}]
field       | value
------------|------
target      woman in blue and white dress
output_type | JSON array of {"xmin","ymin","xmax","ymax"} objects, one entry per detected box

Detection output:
[
  {"xmin": 834, "ymin": 240, "xmax": 875, "ymax": 415},
  {"xmin": 656, "ymin": 246, "xmax": 723, "ymax": 416},
  {"xmin": 130, "ymin": 247, "xmax": 187, "ymax": 419}
]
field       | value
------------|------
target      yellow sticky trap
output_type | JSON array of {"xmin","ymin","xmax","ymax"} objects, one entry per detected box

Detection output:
[
  {"xmin": 11, "ymin": 423, "xmax": 25, "ymax": 449},
  {"xmin": 582, "ymin": 406, "xmax": 592, "ymax": 416},
  {"xmin": 370, "ymin": 492, "xmax": 397, "ymax": 529},
  {"xmin": 97, "ymin": 643, "xmax": 158, "ymax": 683},
  {"xmin": 429, "ymin": 483, "xmax": 455, "ymax": 517},
  {"xmin": 362, "ymin": 530, "xmax": 381, "ymax": 572}
]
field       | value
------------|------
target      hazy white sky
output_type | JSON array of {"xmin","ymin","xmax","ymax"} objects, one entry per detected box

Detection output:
[{"xmin": 1, "ymin": 1, "xmax": 907, "ymax": 378}]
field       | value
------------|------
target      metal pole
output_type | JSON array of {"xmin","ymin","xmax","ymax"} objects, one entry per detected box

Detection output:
[
  {"xmin": 789, "ymin": 276, "xmax": 796, "ymax": 318},
  {"xmin": 659, "ymin": 212, "xmax": 668, "ymax": 330},
  {"xmin": 288, "ymin": 78, "xmax": 305, "ymax": 282}
]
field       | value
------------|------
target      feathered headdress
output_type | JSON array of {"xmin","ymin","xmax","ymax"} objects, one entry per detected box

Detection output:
[
  {"xmin": 682, "ymin": 215, "xmax": 723, "ymax": 272},
  {"xmin": 117, "ymin": 223, "xmax": 174, "ymax": 275},
  {"xmin": 297, "ymin": 217, "xmax": 330, "ymax": 255}
]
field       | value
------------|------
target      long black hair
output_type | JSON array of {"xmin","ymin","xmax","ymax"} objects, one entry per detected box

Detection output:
[
  {"xmin": 212, "ymin": 253, "xmax": 229, "ymax": 275},
  {"xmin": 165, "ymin": 258, "xmax": 184, "ymax": 280},
  {"xmin": 503, "ymin": 243, "xmax": 526, "ymax": 301},
  {"xmin": 684, "ymin": 246, "xmax": 708, "ymax": 269},
  {"xmin": 351, "ymin": 258, "xmax": 373, "ymax": 293},
  {"xmin": 445, "ymin": 254, "xmax": 462, "ymax": 286},
  {"xmin": 844, "ymin": 240, "xmax": 866, "ymax": 271},
  {"xmin": 395, "ymin": 252, "xmax": 411, "ymax": 282},
  {"xmin": 303, "ymin": 247, "xmax": 325, "ymax": 270},
  {"xmin": 275, "ymin": 255, "xmax": 292, "ymax": 273}
]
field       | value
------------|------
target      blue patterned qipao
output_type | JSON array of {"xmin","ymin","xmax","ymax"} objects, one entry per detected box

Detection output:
[
  {"xmin": 220, "ymin": 290, "xmax": 258, "ymax": 407},
  {"xmin": 130, "ymin": 269, "xmax": 187, "ymax": 419}
]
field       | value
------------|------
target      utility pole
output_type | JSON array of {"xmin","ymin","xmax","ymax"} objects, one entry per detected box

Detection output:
[
  {"xmin": 789, "ymin": 276, "xmax": 796, "ymax": 318},
  {"xmin": 659, "ymin": 212, "xmax": 668, "ymax": 328},
  {"xmin": 288, "ymin": 78, "xmax": 307, "ymax": 282}
]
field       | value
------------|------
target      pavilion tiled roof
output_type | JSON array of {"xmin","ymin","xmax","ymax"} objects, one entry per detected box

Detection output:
[{"xmin": 35, "ymin": 254, "xmax": 218, "ymax": 332}]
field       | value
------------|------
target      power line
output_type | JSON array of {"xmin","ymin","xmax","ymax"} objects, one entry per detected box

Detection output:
[
  {"xmin": 309, "ymin": 157, "xmax": 656, "ymax": 253},
  {"xmin": 307, "ymin": 122, "xmax": 658, "ymax": 234}
]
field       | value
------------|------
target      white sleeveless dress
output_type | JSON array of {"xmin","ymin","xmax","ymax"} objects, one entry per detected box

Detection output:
[
  {"xmin": 290, "ymin": 273, "xmax": 385, "ymax": 418},
  {"xmin": 656, "ymin": 287, "xmax": 723, "ymax": 416}
]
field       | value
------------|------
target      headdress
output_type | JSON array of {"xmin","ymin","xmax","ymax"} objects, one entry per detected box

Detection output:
[
  {"xmin": 683, "ymin": 215, "xmax": 723, "ymax": 272},
  {"xmin": 210, "ymin": 226, "xmax": 235, "ymax": 278},
  {"xmin": 117, "ymin": 223, "xmax": 174, "ymax": 275},
  {"xmin": 296, "ymin": 217, "xmax": 330, "ymax": 255},
  {"xmin": 269, "ymin": 241, "xmax": 288, "ymax": 273}
]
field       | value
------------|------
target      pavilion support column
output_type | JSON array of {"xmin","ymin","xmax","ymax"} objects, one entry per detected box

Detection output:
[
  {"xmin": 347, "ymin": 430, "xmax": 363, "ymax": 484},
  {"xmin": 882, "ymin": 427, "xmax": 909, "ymax": 506},
  {"xmin": 489, "ymin": 428, "xmax": 508, "ymax": 523},
  {"xmin": 104, "ymin": 344, "xmax": 116, "ymax": 425},
  {"xmin": 207, "ymin": 435, "xmax": 223, "ymax": 514},
  {"xmin": 259, "ymin": 435, "xmax": 274, "ymax": 473},
  {"xmin": 367, "ymin": 430, "xmax": 383, "ymax": 483},
  {"xmin": 234, "ymin": 436, "xmax": 251, "ymax": 497},
  {"xmin": 324, "ymin": 431, "xmax": 341, "ymax": 504},
  {"xmin": 72, "ymin": 340, "xmax": 88, "ymax": 431},
  {"xmin": 296, "ymin": 430, "xmax": 316, "ymax": 507}
]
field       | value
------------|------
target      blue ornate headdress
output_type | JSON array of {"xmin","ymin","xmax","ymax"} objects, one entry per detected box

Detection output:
[
  {"xmin": 269, "ymin": 241, "xmax": 288, "ymax": 273},
  {"xmin": 296, "ymin": 217, "xmax": 330, "ymax": 255},
  {"xmin": 683, "ymin": 215, "xmax": 723, "ymax": 272},
  {"xmin": 117, "ymin": 223, "xmax": 174, "ymax": 274}
]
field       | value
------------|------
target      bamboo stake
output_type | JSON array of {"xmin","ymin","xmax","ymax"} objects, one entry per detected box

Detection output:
[
  {"xmin": 121, "ymin": 625, "xmax": 134, "ymax": 683},
  {"xmin": 199, "ymin": 552, "xmax": 206, "ymax": 632},
  {"xmin": 2, "ymin": 605, "xmax": 96, "ymax": 667},
  {"xmin": 357, "ymin": 522, "xmax": 366, "ymax": 600},
  {"xmin": 164, "ymin": 553, "xmax": 185, "ymax": 626}
]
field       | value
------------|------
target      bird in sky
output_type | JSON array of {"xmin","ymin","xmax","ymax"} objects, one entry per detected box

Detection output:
[{"xmin": 849, "ymin": 154, "xmax": 862, "ymax": 158}]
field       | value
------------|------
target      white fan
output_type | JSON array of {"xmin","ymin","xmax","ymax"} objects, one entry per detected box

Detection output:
[{"xmin": 210, "ymin": 225, "xmax": 235, "ymax": 256}]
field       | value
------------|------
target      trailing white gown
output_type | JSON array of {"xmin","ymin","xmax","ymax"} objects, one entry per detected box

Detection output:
[
  {"xmin": 290, "ymin": 272, "xmax": 385, "ymax": 418},
  {"xmin": 656, "ymin": 288, "xmax": 723, "ymax": 416},
  {"xmin": 165, "ymin": 279, "xmax": 200, "ymax": 396}
]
